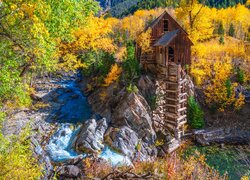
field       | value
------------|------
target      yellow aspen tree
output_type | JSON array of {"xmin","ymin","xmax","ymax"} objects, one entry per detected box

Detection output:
[
  {"xmin": 103, "ymin": 64, "xmax": 122, "ymax": 87},
  {"xmin": 136, "ymin": 28, "xmax": 152, "ymax": 54}
]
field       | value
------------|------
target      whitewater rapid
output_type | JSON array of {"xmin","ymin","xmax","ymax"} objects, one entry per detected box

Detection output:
[
  {"xmin": 46, "ymin": 124, "xmax": 132, "ymax": 166},
  {"xmin": 45, "ymin": 76, "xmax": 131, "ymax": 166}
]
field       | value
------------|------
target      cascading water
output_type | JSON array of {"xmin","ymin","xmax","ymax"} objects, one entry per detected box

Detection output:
[
  {"xmin": 45, "ymin": 76, "xmax": 131, "ymax": 166},
  {"xmin": 46, "ymin": 124, "xmax": 83, "ymax": 162}
]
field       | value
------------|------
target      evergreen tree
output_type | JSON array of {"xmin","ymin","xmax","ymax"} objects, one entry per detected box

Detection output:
[
  {"xmin": 247, "ymin": 27, "xmax": 250, "ymax": 41},
  {"xmin": 219, "ymin": 35, "xmax": 225, "ymax": 44},
  {"xmin": 187, "ymin": 97, "xmax": 205, "ymax": 129},
  {"xmin": 236, "ymin": 68, "xmax": 245, "ymax": 84},
  {"xmin": 229, "ymin": 23, "xmax": 235, "ymax": 37},
  {"xmin": 218, "ymin": 22, "xmax": 225, "ymax": 35}
]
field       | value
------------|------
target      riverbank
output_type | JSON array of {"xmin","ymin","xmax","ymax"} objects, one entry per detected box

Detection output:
[
  {"xmin": 1, "ymin": 73, "xmax": 249, "ymax": 179},
  {"xmin": 2, "ymin": 73, "xmax": 134, "ymax": 179}
]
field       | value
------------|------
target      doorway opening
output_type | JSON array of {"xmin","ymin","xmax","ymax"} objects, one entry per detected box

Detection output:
[{"xmin": 168, "ymin": 47, "xmax": 174, "ymax": 62}]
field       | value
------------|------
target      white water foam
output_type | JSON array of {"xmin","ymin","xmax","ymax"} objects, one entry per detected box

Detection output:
[
  {"xmin": 46, "ymin": 124, "xmax": 83, "ymax": 162},
  {"xmin": 46, "ymin": 124, "xmax": 132, "ymax": 166}
]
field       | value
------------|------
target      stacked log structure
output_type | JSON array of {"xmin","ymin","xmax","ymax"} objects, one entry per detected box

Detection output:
[{"xmin": 153, "ymin": 63, "xmax": 188, "ymax": 140}]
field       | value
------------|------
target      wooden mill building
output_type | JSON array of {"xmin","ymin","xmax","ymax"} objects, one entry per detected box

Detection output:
[{"xmin": 137, "ymin": 11, "xmax": 193, "ymax": 141}]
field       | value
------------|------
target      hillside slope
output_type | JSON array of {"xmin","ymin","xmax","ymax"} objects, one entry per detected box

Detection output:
[{"xmin": 97, "ymin": 0, "xmax": 247, "ymax": 17}]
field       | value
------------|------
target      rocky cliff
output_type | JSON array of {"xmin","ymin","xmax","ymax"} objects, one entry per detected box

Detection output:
[{"xmin": 85, "ymin": 79, "xmax": 157, "ymax": 160}]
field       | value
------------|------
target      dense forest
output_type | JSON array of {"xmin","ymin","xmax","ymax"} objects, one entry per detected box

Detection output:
[
  {"xmin": 99, "ymin": 0, "xmax": 248, "ymax": 17},
  {"xmin": 0, "ymin": 0, "xmax": 250, "ymax": 179}
]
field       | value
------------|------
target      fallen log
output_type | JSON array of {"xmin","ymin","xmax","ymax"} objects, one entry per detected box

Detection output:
[{"xmin": 194, "ymin": 128, "xmax": 250, "ymax": 146}]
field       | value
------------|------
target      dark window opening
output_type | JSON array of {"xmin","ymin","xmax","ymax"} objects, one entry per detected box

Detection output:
[
  {"xmin": 160, "ymin": 48, "xmax": 163, "ymax": 54},
  {"xmin": 168, "ymin": 47, "xmax": 174, "ymax": 62},
  {"xmin": 164, "ymin": 19, "xmax": 169, "ymax": 32}
]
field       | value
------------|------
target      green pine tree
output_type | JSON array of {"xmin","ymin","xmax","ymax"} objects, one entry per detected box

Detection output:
[
  {"xmin": 187, "ymin": 97, "xmax": 205, "ymax": 129},
  {"xmin": 236, "ymin": 68, "xmax": 245, "ymax": 84},
  {"xmin": 229, "ymin": 23, "xmax": 235, "ymax": 37},
  {"xmin": 219, "ymin": 35, "xmax": 225, "ymax": 44},
  {"xmin": 218, "ymin": 22, "xmax": 225, "ymax": 35}
]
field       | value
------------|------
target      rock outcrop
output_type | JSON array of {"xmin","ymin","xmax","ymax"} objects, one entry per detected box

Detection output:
[
  {"xmin": 111, "ymin": 92, "xmax": 156, "ymax": 144},
  {"xmin": 104, "ymin": 126, "xmax": 157, "ymax": 161},
  {"xmin": 56, "ymin": 165, "xmax": 81, "ymax": 179},
  {"xmin": 87, "ymin": 82, "xmax": 158, "ymax": 160},
  {"xmin": 74, "ymin": 118, "xmax": 109, "ymax": 154},
  {"xmin": 137, "ymin": 75, "xmax": 156, "ymax": 99}
]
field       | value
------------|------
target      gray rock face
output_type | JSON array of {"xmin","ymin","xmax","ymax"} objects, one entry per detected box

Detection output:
[
  {"xmin": 87, "ymin": 83, "xmax": 158, "ymax": 160},
  {"xmin": 105, "ymin": 126, "xmax": 157, "ymax": 161},
  {"xmin": 31, "ymin": 137, "xmax": 54, "ymax": 180},
  {"xmin": 138, "ymin": 75, "xmax": 156, "ymax": 99},
  {"xmin": 74, "ymin": 118, "xmax": 109, "ymax": 154},
  {"xmin": 88, "ymin": 85, "xmax": 117, "ymax": 120},
  {"xmin": 112, "ymin": 92, "xmax": 156, "ymax": 144},
  {"xmin": 57, "ymin": 165, "xmax": 81, "ymax": 179}
]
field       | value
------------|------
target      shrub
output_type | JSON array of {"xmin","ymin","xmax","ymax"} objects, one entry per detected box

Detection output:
[
  {"xmin": 236, "ymin": 68, "xmax": 245, "ymax": 84},
  {"xmin": 187, "ymin": 96, "xmax": 205, "ymax": 129},
  {"xmin": 229, "ymin": 23, "xmax": 235, "ymax": 37},
  {"xmin": 122, "ymin": 42, "xmax": 140, "ymax": 84},
  {"xmin": 0, "ymin": 108, "xmax": 5, "ymax": 126},
  {"xmin": 0, "ymin": 127, "xmax": 42, "ymax": 179},
  {"xmin": 219, "ymin": 36, "xmax": 225, "ymax": 45},
  {"xmin": 81, "ymin": 51, "xmax": 115, "ymax": 77},
  {"xmin": 126, "ymin": 84, "xmax": 139, "ymax": 93},
  {"xmin": 103, "ymin": 64, "xmax": 122, "ymax": 87},
  {"xmin": 82, "ymin": 152, "xmax": 224, "ymax": 179},
  {"xmin": 225, "ymin": 79, "xmax": 232, "ymax": 98},
  {"xmin": 148, "ymin": 95, "xmax": 157, "ymax": 110},
  {"xmin": 218, "ymin": 22, "xmax": 225, "ymax": 35}
]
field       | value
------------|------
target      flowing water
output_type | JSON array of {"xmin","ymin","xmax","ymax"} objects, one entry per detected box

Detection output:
[
  {"xmin": 45, "ymin": 76, "xmax": 131, "ymax": 166},
  {"xmin": 44, "ymin": 75, "xmax": 249, "ymax": 177}
]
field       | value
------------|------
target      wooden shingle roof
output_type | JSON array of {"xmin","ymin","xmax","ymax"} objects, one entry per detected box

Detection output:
[{"xmin": 154, "ymin": 29, "xmax": 179, "ymax": 47}]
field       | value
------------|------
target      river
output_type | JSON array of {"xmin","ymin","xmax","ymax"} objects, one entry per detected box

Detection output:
[
  {"xmin": 43, "ymin": 74, "xmax": 248, "ymax": 179},
  {"xmin": 44, "ymin": 75, "xmax": 131, "ymax": 166}
]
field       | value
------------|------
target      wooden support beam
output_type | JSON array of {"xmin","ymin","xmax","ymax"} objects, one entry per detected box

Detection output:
[
  {"xmin": 165, "ymin": 112, "xmax": 179, "ymax": 119},
  {"xmin": 177, "ymin": 120, "xmax": 187, "ymax": 127},
  {"xmin": 178, "ymin": 79, "xmax": 187, "ymax": 85},
  {"xmin": 177, "ymin": 107, "xmax": 187, "ymax": 112},
  {"xmin": 177, "ymin": 115, "xmax": 187, "ymax": 122},
  {"xmin": 179, "ymin": 93, "xmax": 187, "ymax": 98},
  {"xmin": 179, "ymin": 99, "xmax": 187, "ymax": 103},
  {"xmin": 164, "ymin": 104, "xmax": 179, "ymax": 108},
  {"xmin": 165, "ymin": 89, "xmax": 179, "ymax": 93},
  {"xmin": 165, "ymin": 97, "xmax": 178, "ymax": 101}
]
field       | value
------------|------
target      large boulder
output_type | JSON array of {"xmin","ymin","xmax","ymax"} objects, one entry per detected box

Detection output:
[
  {"xmin": 74, "ymin": 118, "xmax": 109, "ymax": 154},
  {"xmin": 56, "ymin": 165, "xmax": 81, "ymax": 179},
  {"xmin": 104, "ymin": 126, "xmax": 157, "ymax": 161},
  {"xmin": 111, "ymin": 92, "xmax": 156, "ymax": 144}
]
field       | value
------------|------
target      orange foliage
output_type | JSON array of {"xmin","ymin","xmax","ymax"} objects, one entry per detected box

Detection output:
[
  {"xmin": 81, "ymin": 152, "xmax": 224, "ymax": 179},
  {"xmin": 103, "ymin": 64, "xmax": 122, "ymax": 87},
  {"xmin": 115, "ymin": 47, "xmax": 127, "ymax": 62}
]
